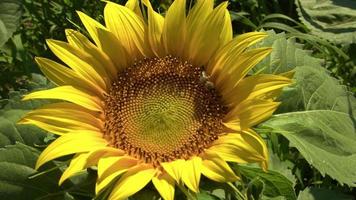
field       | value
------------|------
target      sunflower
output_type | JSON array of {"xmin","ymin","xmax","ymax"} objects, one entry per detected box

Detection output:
[{"xmin": 19, "ymin": 0, "xmax": 292, "ymax": 199}]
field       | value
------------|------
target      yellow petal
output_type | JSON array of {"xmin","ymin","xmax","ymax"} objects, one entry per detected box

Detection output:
[
  {"xmin": 108, "ymin": 164, "xmax": 156, "ymax": 200},
  {"xmin": 209, "ymin": 131, "xmax": 268, "ymax": 169},
  {"xmin": 125, "ymin": 0, "xmax": 144, "ymax": 19},
  {"xmin": 181, "ymin": 157, "xmax": 202, "ymax": 193},
  {"xmin": 104, "ymin": 2, "xmax": 147, "ymax": 58},
  {"xmin": 96, "ymin": 27, "xmax": 129, "ymax": 70},
  {"xmin": 59, "ymin": 153, "xmax": 90, "ymax": 185},
  {"xmin": 96, "ymin": 156, "xmax": 138, "ymax": 194},
  {"xmin": 161, "ymin": 159, "xmax": 184, "ymax": 183},
  {"xmin": 36, "ymin": 131, "xmax": 107, "ymax": 169},
  {"xmin": 18, "ymin": 102, "xmax": 102, "ymax": 135},
  {"xmin": 215, "ymin": 47, "xmax": 272, "ymax": 91},
  {"xmin": 220, "ymin": 9, "xmax": 233, "ymax": 46},
  {"xmin": 76, "ymin": 11, "xmax": 106, "ymax": 48},
  {"xmin": 184, "ymin": 0, "xmax": 213, "ymax": 61},
  {"xmin": 86, "ymin": 147, "xmax": 125, "ymax": 167},
  {"xmin": 162, "ymin": 0, "xmax": 186, "ymax": 56},
  {"xmin": 186, "ymin": 2, "xmax": 229, "ymax": 66},
  {"xmin": 186, "ymin": 0, "xmax": 213, "ymax": 36},
  {"xmin": 224, "ymin": 99, "xmax": 280, "ymax": 130},
  {"xmin": 142, "ymin": 0, "xmax": 165, "ymax": 57},
  {"xmin": 35, "ymin": 57, "xmax": 79, "ymax": 86},
  {"xmin": 46, "ymin": 39, "xmax": 107, "ymax": 91},
  {"xmin": 65, "ymin": 29, "xmax": 117, "ymax": 79},
  {"xmin": 201, "ymin": 150, "xmax": 239, "ymax": 182},
  {"xmin": 97, "ymin": 156, "xmax": 138, "ymax": 181},
  {"xmin": 152, "ymin": 172, "xmax": 175, "ymax": 200},
  {"xmin": 223, "ymin": 74, "xmax": 292, "ymax": 106},
  {"xmin": 207, "ymin": 32, "xmax": 268, "ymax": 75},
  {"xmin": 35, "ymin": 57, "xmax": 105, "ymax": 96},
  {"xmin": 22, "ymin": 86, "xmax": 103, "ymax": 112}
]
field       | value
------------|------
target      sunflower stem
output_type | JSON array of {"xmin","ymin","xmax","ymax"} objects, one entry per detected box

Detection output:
[
  {"xmin": 177, "ymin": 183, "xmax": 196, "ymax": 200},
  {"xmin": 227, "ymin": 182, "xmax": 247, "ymax": 200}
]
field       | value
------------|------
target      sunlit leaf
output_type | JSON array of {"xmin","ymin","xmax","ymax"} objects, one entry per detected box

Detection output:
[{"xmin": 296, "ymin": 0, "xmax": 356, "ymax": 44}]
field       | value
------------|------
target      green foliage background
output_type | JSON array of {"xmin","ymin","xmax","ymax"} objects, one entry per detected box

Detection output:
[{"xmin": 0, "ymin": 0, "xmax": 355, "ymax": 200}]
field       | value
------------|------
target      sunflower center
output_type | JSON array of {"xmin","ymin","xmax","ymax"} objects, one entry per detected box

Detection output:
[{"xmin": 104, "ymin": 56, "xmax": 227, "ymax": 165}]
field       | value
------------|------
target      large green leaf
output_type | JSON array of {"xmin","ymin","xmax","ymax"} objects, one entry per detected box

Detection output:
[
  {"xmin": 261, "ymin": 111, "xmax": 356, "ymax": 186},
  {"xmin": 297, "ymin": 187, "xmax": 355, "ymax": 200},
  {"xmin": 0, "ymin": 143, "xmax": 63, "ymax": 200},
  {"xmin": 296, "ymin": 0, "xmax": 356, "ymax": 44},
  {"xmin": 0, "ymin": 73, "xmax": 53, "ymax": 148},
  {"xmin": 0, "ymin": 109, "xmax": 46, "ymax": 148},
  {"xmin": 0, "ymin": 0, "xmax": 22, "ymax": 47},
  {"xmin": 255, "ymin": 31, "xmax": 356, "ymax": 186},
  {"xmin": 237, "ymin": 165, "xmax": 297, "ymax": 200}
]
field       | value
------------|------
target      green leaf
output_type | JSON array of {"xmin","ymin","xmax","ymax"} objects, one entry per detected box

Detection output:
[
  {"xmin": 297, "ymin": 187, "xmax": 355, "ymax": 200},
  {"xmin": 296, "ymin": 0, "xmax": 356, "ymax": 44},
  {"xmin": 238, "ymin": 165, "xmax": 297, "ymax": 200},
  {"xmin": 253, "ymin": 31, "xmax": 322, "ymax": 75},
  {"xmin": 246, "ymin": 177, "xmax": 265, "ymax": 200},
  {"xmin": 0, "ymin": 0, "xmax": 22, "ymax": 47},
  {"xmin": 261, "ymin": 110, "xmax": 356, "ymax": 187},
  {"xmin": 0, "ymin": 143, "xmax": 62, "ymax": 200},
  {"xmin": 268, "ymin": 154, "xmax": 296, "ymax": 186},
  {"xmin": 254, "ymin": 31, "xmax": 356, "ymax": 186},
  {"xmin": 196, "ymin": 191, "xmax": 221, "ymax": 200},
  {"xmin": 0, "ymin": 109, "xmax": 46, "ymax": 148}
]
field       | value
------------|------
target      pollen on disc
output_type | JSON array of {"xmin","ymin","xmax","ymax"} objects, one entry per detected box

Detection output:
[{"xmin": 103, "ymin": 56, "xmax": 227, "ymax": 166}]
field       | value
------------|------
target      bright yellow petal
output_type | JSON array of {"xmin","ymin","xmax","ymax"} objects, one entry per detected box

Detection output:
[
  {"xmin": 162, "ymin": 0, "xmax": 186, "ymax": 56},
  {"xmin": 224, "ymin": 99, "xmax": 280, "ymax": 130},
  {"xmin": 207, "ymin": 32, "xmax": 268, "ymax": 75},
  {"xmin": 152, "ymin": 172, "xmax": 175, "ymax": 200},
  {"xmin": 96, "ymin": 156, "xmax": 138, "ymax": 194},
  {"xmin": 36, "ymin": 131, "xmax": 107, "ymax": 169},
  {"xmin": 104, "ymin": 2, "xmax": 147, "ymax": 59},
  {"xmin": 142, "ymin": 0, "xmax": 165, "ymax": 57},
  {"xmin": 215, "ymin": 47, "xmax": 272, "ymax": 91},
  {"xmin": 86, "ymin": 147, "xmax": 125, "ymax": 167},
  {"xmin": 18, "ymin": 102, "xmax": 102, "ymax": 135},
  {"xmin": 59, "ymin": 153, "xmax": 90, "ymax": 185},
  {"xmin": 35, "ymin": 57, "xmax": 78, "ymax": 86},
  {"xmin": 184, "ymin": 0, "xmax": 213, "ymax": 61},
  {"xmin": 65, "ymin": 29, "xmax": 117, "ymax": 79},
  {"xmin": 95, "ymin": 27, "xmax": 129, "ymax": 70},
  {"xmin": 201, "ymin": 150, "xmax": 239, "ymax": 182},
  {"xmin": 220, "ymin": 9, "xmax": 233, "ymax": 46},
  {"xmin": 125, "ymin": 0, "xmax": 144, "ymax": 19},
  {"xmin": 161, "ymin": 159, "xmax": 184, "ymax": 183},
  {"xmin": 209, "ymin": 131, "xmax": 268, "ymax": 169},
  {"xmin": 181, "ymin": 156, "xmax": 202, "ymax": 193},
  {"xmin": 97, "ymin": 156, "xmax": 138, "ymax": 181},
  {"xmin": 76, "ymin": 11, "xmax": 106, "ymax": 48},
  {"xmin": 22, "ymin": 86, "xmax": 103, "ymax": 112},
  {"xmin": 186, "ymin": 2, "xmax": 229, "ymax": 67},
  {"xmin": 223, "ymin": 74, "xmax": 292, "ymax": 106},
  {"xmin": 46, "ymin": 39, "xmax": 107, "ymax": 91},
  {"xmin": 60, "ymin": 147, "xmax": 126, "ymax": 186},
  {"xmin": 108, "ymin": 164, "xmax": 156, "ymax": 200}
]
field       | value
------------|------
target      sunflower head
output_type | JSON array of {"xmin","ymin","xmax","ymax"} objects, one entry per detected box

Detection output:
[{"xmin": 20, "ymin": 0, "xmax": 292, "ymax": 199}]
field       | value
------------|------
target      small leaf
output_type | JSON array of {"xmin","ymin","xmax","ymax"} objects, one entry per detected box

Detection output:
[
  {"xmin": 238, "ymin": 165, "xmax": 297, "ymax": 200},
  {"xmin": 247, "ymin": 178, "xmax": 265, "ymax": 200}
]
